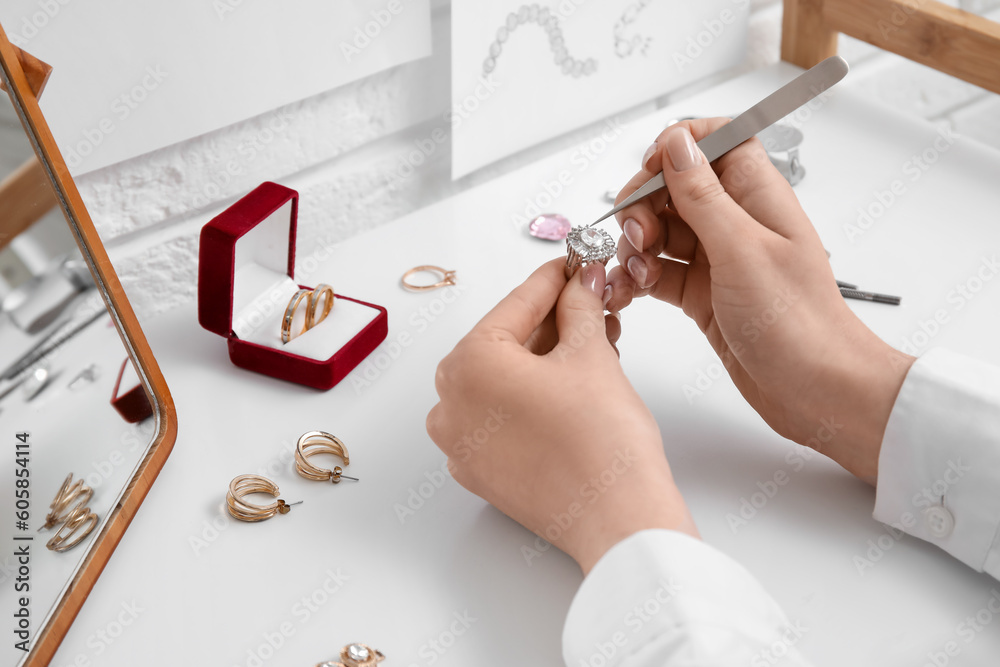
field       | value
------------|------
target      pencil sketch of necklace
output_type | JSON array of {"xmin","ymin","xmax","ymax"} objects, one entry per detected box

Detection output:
[
  {"xmin": 482, "ymin": 4, "xmax": 598, "ymax": 78},
  {"xmin": 613, "ymin": 0, "xmax": 654, "ymax": 58}
]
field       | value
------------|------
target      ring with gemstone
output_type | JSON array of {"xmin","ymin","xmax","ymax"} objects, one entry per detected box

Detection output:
[
  {"xmin": 401, "ymin": 265, "xmax": 457, "ymax": 292},
  {"xmin": 565, "ymin": 226, "xmax": 616, "ymax": 278},
  {"xmin": 316, "ymin": 643, "xmax": 385, "ymax": 667}
]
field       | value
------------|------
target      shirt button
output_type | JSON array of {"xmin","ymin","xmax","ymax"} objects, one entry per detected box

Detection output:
[{"xmin": 924, "ymin": 506, "xmax": 955, "ymax": 539}]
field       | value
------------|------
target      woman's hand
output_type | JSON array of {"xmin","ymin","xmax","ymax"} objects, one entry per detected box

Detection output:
[
  {"xmin": 606, "ymin": 119, "xmax": 915, "ymax": 484},
  {"xmin": 426, "ymin": 259, "xmax": 697, "ymax": 574}
]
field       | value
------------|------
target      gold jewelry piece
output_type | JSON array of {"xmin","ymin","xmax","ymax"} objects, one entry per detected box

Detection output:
[
  {"xmin": 316, "ymin": 643, "xmax": 385, "ymax": 667},
  {"xmin": 401, "ymin": 265, "xmax": 456, "ymax": 292},
  {"xmin": 281, "ymin": 288, "xmax": 313, "ymax": 344},
  {"xmin": 39, "ymin": 473, "xmax": 93, "ymax": 531},
  {"xmin": 295, "ymin": 431, "xmax": 359, "ymax": 483},
  {"xmin": 226, "ymin": 474, "xmax": 302, "ymax": 522},
  {"xmin": 307, "ymin": 283, "xmax": 335, "ymax": 329},
  {"xmin": 46, "ymin": 504, "xmax": 98, "ymax": 552}
]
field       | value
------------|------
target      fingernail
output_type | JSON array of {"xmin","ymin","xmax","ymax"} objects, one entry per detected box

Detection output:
[
  {"xmin": 581, "ymin": 262, "xmax": 606, "ymax": 298},
  {"xmin": 666, "ymin": 127, "xmax": 702, "ymax": 172},
  {"xmin": 624, "ymin": 218, "xmax": 644, "ymax": 251},
  {"xmin": 612, "ymin": 311, "xmax": 622, "ymax": 322},
  {"xmin": 627, "ymin": 255, "xmax": 648, "ymax": 288},
  {"xmin": 602, "ymin": 284, "xmax": 613, "ymax": 308},
  {"xmin": 641, "ymin": 142, "xmax": 658, "ymax": 171}
]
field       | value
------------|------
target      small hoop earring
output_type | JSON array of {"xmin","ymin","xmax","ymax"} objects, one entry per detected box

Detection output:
[
  {"xmin": 226, "ymin": 474, "xmax": 302, "ymax": 522},
  {"xmin": 307, "ymin": 284, "xmax": 335, "ymax": 329},
  {"xmin": 46, "ymin": 504, "xmax": 98, "ymax": 552},
  {"xmin": 40, "ymin": 474, "xmax": 93, "ymax": 531},
  {"xmin": 295, "ymin": 431, "xmax": 359, "ymax": 484}
]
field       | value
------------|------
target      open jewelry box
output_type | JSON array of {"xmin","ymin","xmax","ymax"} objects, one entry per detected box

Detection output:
[
  {"xmin": 110, "ymin": 358, "xmax": 154, "ymax": 422},
  {"xmin": 198, "ymin": 182, "xmax": 388, "ymax": 390}
]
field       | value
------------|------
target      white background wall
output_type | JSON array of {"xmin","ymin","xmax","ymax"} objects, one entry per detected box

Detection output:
[{"xmin": 8, "ymin": 0, "xmax": 1000, "ymax": 320}]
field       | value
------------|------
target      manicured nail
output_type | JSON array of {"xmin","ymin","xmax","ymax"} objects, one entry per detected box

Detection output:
[
  {"xmin": 641, "ymin": 142, "xmax": 658, "ymax": 171},
  {"xmin": 627, "ymin": 255, "xmax": 648, "ymax": 288},
  {"xmin": 581, "ymin": 262, "xmax": 606, "ymax": 298},
  {"xmin": 624, "ymin": 218, "xmax": 644, "ymax": 251},
  {"xmin": 602, "ymin": 284, "xmax": 613, "ymax": 308},
  {"xmin": 666, "ymin": 127, "xmax": 702, "ymax": 172}
]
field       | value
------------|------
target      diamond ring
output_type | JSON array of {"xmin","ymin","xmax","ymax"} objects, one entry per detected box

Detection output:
[
  {"xmin": 565, "ymin": 226, "xmax": 616, "ymax": 278},
  {"xmin": 316, "ymin": 643, "xmax": 385, "ymax": 667}
]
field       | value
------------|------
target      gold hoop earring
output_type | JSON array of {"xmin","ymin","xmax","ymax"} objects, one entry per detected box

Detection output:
[
  {"xmin": 40, "ymin": 474, "xmax": 93, "ymax": 531},
  {"xmin": 46, "ymin": 504, "xmax": 98, "ymax": 552},
  {"xmin": 226, "ymin": 475, "xmax": 302, "ymax": 522},
  {"xmin": 295, "ymin": 431, "xmax": 359, "ymax": 484},
  {"xmin": 307, "ymin": 284, "xmax": 335, "ymax": 329},
  {"xmin": 281, "ymin": 288, "xmax": 313, "ymax": 344}
]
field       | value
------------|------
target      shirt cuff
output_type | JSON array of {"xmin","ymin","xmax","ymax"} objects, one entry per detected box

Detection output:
[
  {"xmin": 562, "ymin": 530, "xmax": 811, "ymax": 667},
  {"xmin": 874, "ymin": 348, "xmax": 1000, "ymax": 578}
]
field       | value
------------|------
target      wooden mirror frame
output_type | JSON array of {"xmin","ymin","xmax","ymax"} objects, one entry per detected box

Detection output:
[
  {"xmin": 782, "ymin": 0, "xmax": 1000, "ymax": 94},
  {"xmin": 0, "ymin": 23, "xmax": 177, "ymax": 667}
]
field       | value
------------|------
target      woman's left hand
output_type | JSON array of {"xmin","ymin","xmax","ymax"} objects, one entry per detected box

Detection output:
[{"xmin": 426, "ymin": 258, "xmax": 697, "ymax": 574}]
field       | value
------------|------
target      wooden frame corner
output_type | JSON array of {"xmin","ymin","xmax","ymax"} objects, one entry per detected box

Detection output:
[{"xmin": 781, "ymin": 0, "xmax": 1000, "ymax": 95}]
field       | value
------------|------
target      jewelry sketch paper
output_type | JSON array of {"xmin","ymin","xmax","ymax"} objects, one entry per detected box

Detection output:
[
  {"xmin": 451, "ymin": 0, "xmax": 749, "ymax": 179},
  {"xmin": 0, "ymin": 0, "xmax": 431, "ymax": 175}
]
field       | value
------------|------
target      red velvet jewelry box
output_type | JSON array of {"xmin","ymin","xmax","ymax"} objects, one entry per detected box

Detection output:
[
  {"xmin": 197, "ymin": 182, "xmax": 388, "ymax": 390},
  {"xmin": 110, "ymin": 358, "xmax": 153, "ymax": 423}
]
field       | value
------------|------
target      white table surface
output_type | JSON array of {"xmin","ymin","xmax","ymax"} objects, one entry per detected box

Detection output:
[{"xmin": 44, "ymin": 62, "xmax": 1000, "ymax": 667}]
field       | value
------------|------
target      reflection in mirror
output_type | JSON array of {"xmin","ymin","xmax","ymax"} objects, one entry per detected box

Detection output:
[{"xmin": 0, "ymin": 81, "xmax": 154, "ymax": 665}]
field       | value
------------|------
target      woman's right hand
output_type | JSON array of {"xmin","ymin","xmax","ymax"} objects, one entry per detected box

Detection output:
[{"xmin": 605, "ymin": 119, "xmax": 915, "ymax": 484}]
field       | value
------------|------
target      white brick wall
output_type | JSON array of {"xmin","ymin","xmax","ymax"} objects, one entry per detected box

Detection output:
[{"xmin": 65, "ymin": 0, "xmax": 998, "ymax": 321}]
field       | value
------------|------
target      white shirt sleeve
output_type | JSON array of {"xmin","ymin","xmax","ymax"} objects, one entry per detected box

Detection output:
[
  {"xmin": 562, "ymin": 530, "xmax": 813, "ymax": 667},
  {"xmin": 874, "ymin": 347, "xmax": 1000, "ymax": 579}
]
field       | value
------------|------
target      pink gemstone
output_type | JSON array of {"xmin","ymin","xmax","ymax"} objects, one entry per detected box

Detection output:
[{"xmin": 528, "ymin": 214, "xmax": 571, "ymax": 241}]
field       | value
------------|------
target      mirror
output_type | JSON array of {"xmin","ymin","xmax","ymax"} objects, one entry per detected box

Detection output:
[{"xmin": 0, "ymin": 31, "xmax": 176, "ymax": 667}]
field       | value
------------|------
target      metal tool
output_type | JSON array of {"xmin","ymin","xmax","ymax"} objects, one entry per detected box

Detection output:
[
  {"xmin": 0, "ymin": 307, "xmax": 108, "ymax": 381},
  {"xmin": 840, "ymin": 287, "xmax": 902, "ymax": 306},
  {"xmin": 589, "ymin": 55, "xmax": 850, "ymax": 227}
]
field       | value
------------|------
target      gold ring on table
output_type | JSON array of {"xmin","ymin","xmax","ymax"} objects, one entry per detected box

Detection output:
[
  {"xmin": 307, "ymin": 284, "xmax": 335, "ymax": 329},
  {"xmin": 226, "ymin": 474, "xmax": 301, "ymax": 522},
  {"xmin": 316, "ymin": 643, "xmax": 386, "ymax": 667},
  {"xmin": 295, "ymin": 431, "xmax": 357, "ymax": 484},
  {"xmin": 281, "ymin": 288, "xmax": 312, "ymax": 344},
  {"xmin": 40, "ymin": 473, "xmax": 93, "ymax": 531},
  {"xmin": 401, "ymin": 265, "xmax": 456, "ymax": 292},
  {"xmin": 46, "ymin": 504, "xmax": 98, "ymax": 552}
]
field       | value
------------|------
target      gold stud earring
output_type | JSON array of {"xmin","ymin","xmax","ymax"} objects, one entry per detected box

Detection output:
[
  {"xmin": 226, "ymin": 474, "xmax": 302, "ymax": 522},
  {"xmin": 46, "ymin": 504, "xmax": 98, "ymax": 552},
  {"xmin": 295, "ymin": 431, "xmax": 359, "ymax": 484},
  {"xmin": 40, "ymin": 474, "xmax": 93, "ymax": 531}
]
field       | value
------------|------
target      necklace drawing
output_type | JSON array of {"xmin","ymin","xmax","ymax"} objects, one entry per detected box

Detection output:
[
  {"xmin": 613, "ymin": 0, "xmax": 654, "ymax": 58},
  {"xmin": 482, "ymin": 4, "xmax": 598, "ymax": 78}
]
